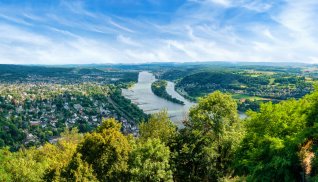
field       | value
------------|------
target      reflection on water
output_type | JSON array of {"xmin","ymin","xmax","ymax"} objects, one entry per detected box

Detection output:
[
  {"xmin": 122, "ymin": 71, "xmax": 247, "ymax": 127},
  {"xmin": 122, "ymin": 71, "xmax": 195, "ymax": 127}
]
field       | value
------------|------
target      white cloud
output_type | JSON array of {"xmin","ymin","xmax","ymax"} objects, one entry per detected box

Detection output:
[
  {"xmin": 207, "ymin": 0, "xmax": 232, "ymax": 7},
  {"xmin": 0, "ymin": 24, "xmax": 50, "ymax": 45},
  {"xmin": 0, "ymin": 0, "xmax": 318, "ymax": 64},
  {"xmin": 117, "ymin": 35, "xmax": 141, "ymax": 47},
  {"xmin": 0, "ymin": 24, "xmax": 126, "ymax": 64},
  {"xmin": 275, "ymin": 0, "xmax": 318, "ymax": 33},
  {"xmin": 109, "ymin": 19, "xmax": 135, "ymax": 33}
]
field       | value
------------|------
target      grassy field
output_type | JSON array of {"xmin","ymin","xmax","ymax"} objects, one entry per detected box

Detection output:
[{"xmin": 232, "ymin": 94, "xmax": 272, "ymax": 101}]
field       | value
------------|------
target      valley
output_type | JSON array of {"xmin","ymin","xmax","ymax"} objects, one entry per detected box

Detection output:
[
  {"xmin": 1, "ymin": 63, "xmax": 318, "ymax": 181},
  {"xmin": 122, "ymin": 71, "xmax": 195, "ymax": 127}
]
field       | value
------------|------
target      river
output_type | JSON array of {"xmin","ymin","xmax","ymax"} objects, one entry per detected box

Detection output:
[
  {"xmin": 122, "ymin": 71, "xmax": 195, "ymax": 127},
  {"xmin": 122, "ymin": 71, "xmax": 246, "ymax": 127}
]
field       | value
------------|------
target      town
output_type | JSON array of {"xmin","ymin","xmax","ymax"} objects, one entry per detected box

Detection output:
[{"xmin": 0, "ymin": 80, "xmax": 146, "ymax": 150}]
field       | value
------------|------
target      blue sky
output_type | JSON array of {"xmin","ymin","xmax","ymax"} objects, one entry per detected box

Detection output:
[{"xmin": 0, "ymin": 0, "xmax": 318, "ymax": 64}]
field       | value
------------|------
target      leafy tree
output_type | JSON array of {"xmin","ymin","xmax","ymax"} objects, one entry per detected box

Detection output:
[
  {"xmin": 1, "ymin": 147, "xmax": 48, "ymax": 182},
  {"xmin": 0, "ymin": 128, "xmax": 82, "ymax": 182},
  {"xmin": 298, "ymin": 88, "xmax": 318, "ymax": 180},
  {"xmin": 0, "ymin": 148, "xmax": 13, "ymax": 181},
  {"xmin": 173, "ymin": 91, "xmax": 244, "ymax": 181},
  {"xmin": 60, "ymin": 153, "xmax": 98, "ymax": 182},
  {"xmin": 234, "ymin": 99, "xmax": 309, "ymax": 181},
  {"xmin": 139, "ymin": 110, "xmax": 177, "ymax": 145},
  {"xmin": 76, "ymin": 118, "xmax": 131, "ymax": 181},
  {"xmin": 129, "ymin": 138, "xmax": 173, "ymax": 182},
  {"xmin": 43, "ymin": 128, "xmax": 83, "ymax": 181}
]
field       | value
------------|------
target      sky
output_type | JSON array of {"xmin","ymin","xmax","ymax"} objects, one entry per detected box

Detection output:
[{"xmin": 0, "ymin": 0, "xmax": 318, "ymax": 64}]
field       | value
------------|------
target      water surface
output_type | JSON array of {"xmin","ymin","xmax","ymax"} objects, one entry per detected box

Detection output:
[
  {"xmin": 122, "ymin": 71, "xmax": 195, "ymax": 127},
  {"xmin": 122, "ymin": 71, "xmax": 246, "ymax": 127}
]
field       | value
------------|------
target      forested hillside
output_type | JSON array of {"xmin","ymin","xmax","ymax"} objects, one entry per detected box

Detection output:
[
  {"xmin": 159, "ymin": 66, "xmax": 315, "ymax": 112},
  {"xmin": 176, "ymin": 71, "xmax": 312, "ymax": 99},
  {"xmin": 2, "ymin": 90, "xmax": 318, "ymax": 181}
]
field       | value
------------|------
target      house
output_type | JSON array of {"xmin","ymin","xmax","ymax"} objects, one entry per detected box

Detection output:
[
  {"xmin": 30, "ymin": 121, "xmax": 41, "ymax": 126},
  {"xmin": 64, "ymin": 104, "xmax": 69, "ymax": 110},
  {"xmin": 74, "ymin": 104, "xmax": 83, "ymax": 111}
]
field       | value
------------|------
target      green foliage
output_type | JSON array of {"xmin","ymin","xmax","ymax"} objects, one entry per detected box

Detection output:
[
  {"xmin": 129, "ymin": 138, "xmax": 173, "ymax": 182},
  {"xmin": 96, "ymin": 117, "xmax": 122, "ymax": 132},
  {"xmin": 304, "ymin": 87, "xmax": 318, "ymax": 127},
  {"xmin": 110, "ymin": 89, "xmax": 149, "ymax": 123},
  {"xmin": 173, "ymin": 91, "xmax": 244, "ymax": 181},
  {"xmin": 177, "ymin": 71, "xmax": 270, "ymax": 97},
  {"xmin": 0, "ymin": 128, "xmax": 82, "ymax": 182},
  {"xmin": 0, "ymin": 148, "xmax": 14, "ymax": 181},
  {"xmin": 0, "ymin": 147, "xmax": 46, "ymax": 182},
  {"xmin": 3, "ymin": 82, "xmax": 318, "ymax": 181},
  {"xmin": 175, "ymin": 70, "xmax": 313, "ymax": 103},
  {"xmin": 237, "ymin": 99, "xmax": 266, "ymax": 112},
  {"xmin": 151, "ymin": 80, "xmax": 184, "ymax": 105},
  {"xmin": 0, "ymin": 83, "xmax": 146, "ymax": 150},
  {"xmin": 139, "ymin": 110, "xmax": 177, "ymax": 145},
  {"xmin": 76, "ymin": 118, "xmax": 131, "ymax": 181},
  {"xmin": 188, "ymin": 91, "xmax": 239, "ymax": 134},
  {"xmin": 60, "ymin": 153, "xmax": 98, "ymax": 182},
  {"xmin": 234, "ymin": 99, "xmax": 310, "ymax": 181},
  {"xmin": 299, "ymin": 87, "xmax": 318, "ymax": 180}
]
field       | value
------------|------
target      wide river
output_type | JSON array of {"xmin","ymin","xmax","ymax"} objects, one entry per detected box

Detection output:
[
  {"xmin": 122, "ymin": 71, "xmax": 246, "ymax": 127},
  {"xmin": 122, "ymin": 71, "xmax": 195, "ymax": 127}
]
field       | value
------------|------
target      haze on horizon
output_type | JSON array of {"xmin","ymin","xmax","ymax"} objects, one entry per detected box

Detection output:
[{"xmin": 0, "ymin": 0, "xmax": 318, "ymax": 64}]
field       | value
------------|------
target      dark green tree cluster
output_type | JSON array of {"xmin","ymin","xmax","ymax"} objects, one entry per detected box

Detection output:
[
  {"xmin": 151, "ymin": 80, "xmax": 184, "ymax": 105},
  {"xmin": 172, "ymin": 91, "xmax": 244, "ymax": 181},
  {"xmin": 110, "ymin": 89, "xmax": 148, "ymax": 122}
]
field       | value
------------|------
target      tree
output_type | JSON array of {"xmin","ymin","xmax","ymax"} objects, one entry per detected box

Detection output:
[
  {"xmin": 129, "ymin": 138, "xmax": 173, "ymax": 182},
  {"xmin": 1, "ymin": 147, "xmax": 48, "ymax": 182},
  {"xmin": 297, "ymin": 88, "xmax": 318, "ymax": 180},
  {"xmin": 173, "ymin": 91, "xmax": 244, "ymax": 181},
  {"xmin": 43, "ymin": 128, "xmax": 83, "ymax": 181},
  {"xmin": 0, "ymin": 128, "xmax": 82, "ymax": 182},
  {"xmin": 76, "ymin": 118, "xmax": 131, "ymax": 181},
  {"xmin": 187, "ymin": 91, "xmax": 239, "ymax": 134},
  {"xmin": 60, "ymin": 153, "xmax": 98, "ymax": 182},
  {"xmin": 139, "ymin": 110, "xmax": 177, "ymax": 145},
  {"xmin": 0, "ymin": 148, "xmax": 13, "ymax": 182},
  {"xmin": 234, "ymin": 99, "xmax": 309, "ymax": 181}
]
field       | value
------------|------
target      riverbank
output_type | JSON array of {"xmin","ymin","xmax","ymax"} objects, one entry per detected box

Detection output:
[
  {"xmin": 122, "ymin": 71, "xmax": 195, "ymax": 127},
  {"xmin": 122, "ymin": 71, "xmax": 247, "ymax": 127},
  {"xmin": 151, "ymin": 80, "xmax": 184, "ymax": 105}
]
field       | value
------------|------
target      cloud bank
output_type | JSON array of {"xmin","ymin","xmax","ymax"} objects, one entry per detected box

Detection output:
[{"xmin": 0, "ymin": 0, "xmax": 318, "ymax": 64}]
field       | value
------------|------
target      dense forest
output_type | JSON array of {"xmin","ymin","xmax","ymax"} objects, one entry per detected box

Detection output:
[
  {"xmin": 2, "ymin": 89, "xmax": 318, "ymax": 181},
  {"xmin": 151, "ymin": 80, "xmax": 184, "ymax": 105}
]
